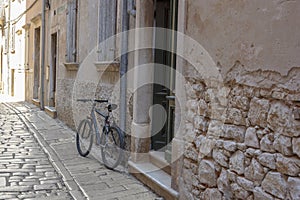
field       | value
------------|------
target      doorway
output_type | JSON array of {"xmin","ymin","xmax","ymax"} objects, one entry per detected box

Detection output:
[
  {"xmin": 11, "ymin": 69, "xmax": 15, "ymax": 96},
  {"xmin": 33, "ymin": 27, "xmax": 41, "ymax": 100},
  {"xmin": 49, "ymin": 32, "xmax": 57, "ymax": 107},
  {"xmin": 151, "ymin": 0, "xmax": 178, "ymax": 162}
]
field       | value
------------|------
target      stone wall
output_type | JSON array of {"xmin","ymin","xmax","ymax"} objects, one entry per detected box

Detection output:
[{"xmin": 180, "ymin": 65, "xmax": 300, "ymax": 200}]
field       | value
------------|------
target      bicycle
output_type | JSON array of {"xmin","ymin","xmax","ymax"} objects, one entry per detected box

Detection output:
[{"xmin": 76, "ymin": 99, "xmax": 124, "ymax": 169}]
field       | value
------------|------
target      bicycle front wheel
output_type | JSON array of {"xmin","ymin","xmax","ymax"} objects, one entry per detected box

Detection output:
[
  {"xmin": 100, "ymin": 126, "xmax": 124, "ymax": 169},
  {"xmin": 76, "ymin": 119, "xmax": 94, "ymax": 157}
]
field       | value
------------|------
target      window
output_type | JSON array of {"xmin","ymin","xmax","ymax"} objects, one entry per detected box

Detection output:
[
  {"xmin": 97, "ymin": 0, "xmax": 117, "ymax": 61},
  {"xmin": 66, "ymin": 0, "xmax": 77, "ymax": 62}
]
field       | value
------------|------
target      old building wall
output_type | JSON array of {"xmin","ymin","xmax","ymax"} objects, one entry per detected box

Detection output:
[
  {"xmin": 72, "ymin": 0, "xmax": 126, "ymax": 133},
  {"xmin": 8, "ymin": 0, "xmax": 26, "ymax": 100},
  {"xmin": 48, "ymin": 0, "xmax": 72, "ymax": 126},
  {"xmin": 180, "ymin": 0, "xmax": 300, "ymax": 199},
  {"xmin": 24, "ymin": 0, "xmax": 42, "ymax": 102}
]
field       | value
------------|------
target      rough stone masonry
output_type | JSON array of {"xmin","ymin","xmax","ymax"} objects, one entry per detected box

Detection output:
[{"xmin": 180, "ymin": 63, "xmax": 300, "ymax": 200}]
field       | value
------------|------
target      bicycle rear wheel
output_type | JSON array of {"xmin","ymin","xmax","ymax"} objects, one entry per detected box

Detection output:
[
  {"xmin": 76, "ymin": 119, "xmax": 94, "ymax": 157},
  {"xmin": 100, "ymin": 126, "xmax": 124, "ymax": 169}
]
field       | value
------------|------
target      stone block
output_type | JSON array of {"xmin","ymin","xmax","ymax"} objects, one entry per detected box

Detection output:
[
  {"xmin": 253, "ymin": 187, "xmax": 274, "ymax": 200},
  {"xmin": 292, "ymin": 137, "xmax": 300, "ymax": 157},
  {"xmin": 212, "ymin": 149, "xmax": 229, "ymax": 167},
  {"xmin": 245, "ymin": 148, "xmax": 262, "ymax": 157},
  {"xmin": 225, "ymin": 108, "xmax": 246, "ymax": 125},
  {"xmin": 198, "ymin": 99, "xmax": 209, "ymax": 116},
  {"xmin": 260, "ymin": 88, "xmax": 272, "ymax": 98},
  {"xmin": 248, "ymin": 98, "xmax": 269, "ymax": 127},
  {"xmin": 276, "ymin": 154, "xmax": 300, "ymax": 176},
  {"xmin": 256, "ymin": 127, "xmax": 270, "ymax": 139},
  {"xmin": 273, "ymin": 135, "xmax": 293, "ymax": 156},
  {"xmin": 231, "ymin": 183, "xmax": 250, "ymax": 199},
  {"xmin": 287, "ymin": 177, "xmax": 300, "ymax": 200},
  {"xmin": 257, "ymin": 153, "xmax": 276, "ymax": 170},
  {"xmin": 194, "ymin": 135, "xmax": 205, "ymax": 149},
  {"xmin": 237, "ymin": 176, "xmax": 254, "ymax": 192},
  {"xmin": 229, "ymin": 150, "xmax": 245, "ymax": 175},
  {"xmin": 198, "ymin": 160, "xmax": 217, "ymax": 187},
  {"xmin": 207, "ymin": 120, "xmax": 224, "ymax": 138},
  {"xmin": 186, "ymin": 110, "xmax": 196, "ymax": 123},
  {"xmin": 193, "ymin": 115, "xmax": 208, "ymax": 132},
  {"xmin": 245, "ymin": 127, "xmax": 259, "ymax": 148},
  {"xmin": 223, "ymin": 141, "xmax": 237, "ymax": 152},
  {"xmin": 184, "ymin": 144, "xmax": 198, "ymax": 162},
  {"xmin": 245, "ymin": 159, "xmax": 265, "ymax": 183},
  {"xmin": 260, "ymin": 134, "xmax": 276, "ymax": 153},
  {"xmin": 261, "ymin": 172, "xmax": 287, "ymax": 199},
  {"xmin": 209, "ymin": 103, "xmax": 227, "ymax": 121},
  {"xmin": 217, "ymin": 169, "xmax": 232, "ymax": 199},
  {"xmin": 186, "ymin": 83, "xmax": 198, "ymax": 99},
  {"xmin": 186, "ymin": 99, "xmax": 199, "ymax": 113},
  {"xmin": 230, "ymin": 95, "xmax": 250, "ymax": 111},
  {"xmin": 222, "ymin": 125, "xmax": 246, "ymax": 143},
  {"xmin": 199, "ymin": 138, "xmax": 216, "ymax": 158},
  {"xmin": 237, "ymin": 143, "xmax": 247, "ymax": 151},
  {"xmin": 267, "ymin": 101, "xmax": 300, "ymax": 137},
  {"xmin": 200, "ymin": 188, "xmax": 222, "ymax": 200},
  {"xmin": 184, "ymin": 122, "xmax": 195, "ymax": 143}
]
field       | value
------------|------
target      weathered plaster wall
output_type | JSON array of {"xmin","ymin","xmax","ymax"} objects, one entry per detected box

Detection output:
[
  {"xmin": 180, "ymin": 0, "xmax": 300, "ymax": 199},
  {"xmin": 49, "ymin": 0, "xmax": 72, "ymax": 127},
  {"xmin": 186, "ymin": 0, "xmax": 300, "ymax": 75},
  {"xmin": 25, "ymin": 0, "xmax": 42, "ymax": 102}
]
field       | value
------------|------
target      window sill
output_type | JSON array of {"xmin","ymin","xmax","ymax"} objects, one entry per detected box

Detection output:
[
  {"xmin": 63, "ymin": 62, "xmax": 79, "ymax": 71},
  {"xmin": 94, "ymin": 61, "xmax": 120, "ymax": 72}
]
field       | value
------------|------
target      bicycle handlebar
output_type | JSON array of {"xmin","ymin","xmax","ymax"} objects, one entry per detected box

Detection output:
[{"xmin": 77, "ymin": 99, "xmax": 108, "ymax": 103}]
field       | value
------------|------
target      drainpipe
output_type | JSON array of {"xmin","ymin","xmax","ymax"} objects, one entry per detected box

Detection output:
[
  {"xmin": 40, "ymin": 0, "xmax": 46, "ymax": 109},
  {"xmin": 119, "ymin": 0, "xmax": 130, "ymax": 133}
]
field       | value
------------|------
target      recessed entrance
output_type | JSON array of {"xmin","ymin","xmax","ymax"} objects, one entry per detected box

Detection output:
[
  {"xmin": 33, "ymin": 27, "xmax": 41, "ymax": 100},
  {"xmin": 49, "ymin": 32, "xmax": 57, "ymax": 107},
  {"xmin": 151, "ymin": 0, "xmax": 178, "ymax": 162}
]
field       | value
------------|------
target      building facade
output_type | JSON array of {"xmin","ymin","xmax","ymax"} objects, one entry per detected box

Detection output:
[
  {"xmin": 0, "ymin": 0, "xmax": 26, "ymax": 99},
  {"xmin": 22, "ymin": 0, "xmax": 300, "ymax": 200}
]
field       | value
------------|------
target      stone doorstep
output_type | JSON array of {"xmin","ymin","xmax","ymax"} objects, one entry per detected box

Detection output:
[
  {"xmin": 32, "ymin": 99, "xmax": 40, "ymax": 107},
  {"xmin": 44, "ymin": 106, "xmax": 57, "ymax": 119},
  {"xmin": 149, "ymin": 151, "xmax": 171, "ymax": 175},
  {"xmin": 128, "ymin": 161, "xmax": 179, "ymax": 200}
]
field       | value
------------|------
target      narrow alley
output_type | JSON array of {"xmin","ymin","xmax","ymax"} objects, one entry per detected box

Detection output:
[
  {"xmin": 0, "ymin": 101, "xmax": 158, "ymax": 200},
  {"xmin": 1, "ymin": 0, "xmax": 300, "ymax": 199}
]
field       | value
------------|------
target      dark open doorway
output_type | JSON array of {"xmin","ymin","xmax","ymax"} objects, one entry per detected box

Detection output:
[
  {"xmin": 151, "ymin": 0, "xmax": 178, "ymax": 162},
  {"xmin": 33, "ymin": 27, "xmax": 41, "ymax": 100},
  {"xmin": 49, "ymin": 32, "xmax": 57, "ymax": 107}
]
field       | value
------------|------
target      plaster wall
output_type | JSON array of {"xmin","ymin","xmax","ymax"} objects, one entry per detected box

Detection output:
[
  {"xmin": 185, "ymin": 0, "xmax": 300, "ymax": 75},
  {"xmin": 24, "ymin": 0, "xmax": 42, "ymax": 102}
]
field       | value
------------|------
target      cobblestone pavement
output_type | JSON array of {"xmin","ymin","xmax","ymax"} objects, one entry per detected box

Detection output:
[
  {"xmin": 0, "ymin": 101, "xmax": 159, "ymax": 200},
  {"xmin": 0, "ymin": 103, "xmax": 72, "ymax": 199}
]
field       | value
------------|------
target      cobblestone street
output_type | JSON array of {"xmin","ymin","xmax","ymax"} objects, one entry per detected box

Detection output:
[
  {"xmin": 0, "ymin": 103, "xmax": 71, "ymax": 199},
  {"xmin": 0, "ymin": 101, "xmax": 158, "ymax": 200}
]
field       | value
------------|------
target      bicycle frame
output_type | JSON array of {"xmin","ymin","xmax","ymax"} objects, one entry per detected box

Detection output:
[{"xmin": 89, "ymin": 103, "xmax": 110, "ymax": 145}]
